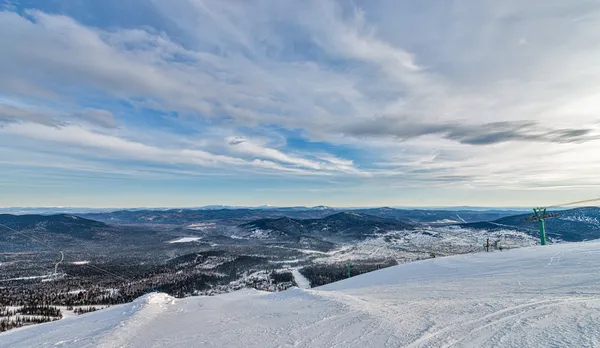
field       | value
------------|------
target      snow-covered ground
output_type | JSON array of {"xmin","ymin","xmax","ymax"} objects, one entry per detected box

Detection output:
[
  {"xmin": 167, "ymin": 237, "xmax": 201, "ymax": 243},
  {"xmin": 310, "ymin": 227, "xmax": 537, "ymax": 264},
  {"xmin": 186, "ymin": 222, "xmax": 216, "ymax": 230},
  {"xmin": 2, "ymin": 241, "xmax": 600, "ymax": 347},
  {"xmin": 71, "ymin": 261, "xmax": 90, "ymax": 265},
  {"xmin": 0, "ymin": 275, "xmax": 52, "ymax": 282},
  {"xmin": 291, "ymin": 269, "xmax": 311, "ymax": 289}
]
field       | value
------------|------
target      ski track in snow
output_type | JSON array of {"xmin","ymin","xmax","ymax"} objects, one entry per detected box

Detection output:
[{"xmin": 2, "ymin": 242, "xmax": 600, "ymax": 347}]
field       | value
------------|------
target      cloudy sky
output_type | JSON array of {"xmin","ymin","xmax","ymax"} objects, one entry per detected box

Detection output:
[{"xmin": 1, "ymin": 0, "xmax": 600, "ymax": 208}]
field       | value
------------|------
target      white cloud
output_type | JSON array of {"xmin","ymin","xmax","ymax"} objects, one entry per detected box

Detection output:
[
  {"xmin": 3, "ymin": 122, "xmax": 248, "ymax": 168},
  {"xmin": 227, "ymin": 136, "xmax": 366, "ymax": 175},
  {"xmin": 228, "ymin": 137, "xmax": 322, "ymax": 170},
  {"xmin": 1, "ymin": 121, "xmax": 361, "ymax": 176}
]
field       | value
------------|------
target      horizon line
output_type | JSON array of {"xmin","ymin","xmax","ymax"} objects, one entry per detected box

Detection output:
[{"xmin": 0, "ymin": 205, "xmax": 584, "ymax": 210}]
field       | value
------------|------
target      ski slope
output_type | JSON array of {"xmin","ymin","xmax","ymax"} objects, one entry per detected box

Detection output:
[
  {"xmin": 291, "ymin": 268, "xmax": 311, "ymax": 289},
  {"xmin": 2, "ymin": 241, "xmax": 600, "ymax": 347}
]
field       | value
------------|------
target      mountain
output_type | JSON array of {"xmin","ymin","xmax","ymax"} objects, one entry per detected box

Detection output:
[
  {"xmin": 77, "ymin": 207, "xmax": 520, "ymax": 226},
  {"xmin": 0, "ymin": 214, "xmax": 168, "ymax": 253},
  {"xmin": 79, "ymin": 208, "xmax": 341, "ymax": 225},
  {"xmin": 459, "ymin": 207, "xmax": 600, "ymax": 242},
  {"xmin": 238, "ymin": 212, "xmax": 414, "ymax": 241},
  {"xmin": 309, "ymin": 212, "xmax": 414, "ymax": 236},
  {"xmin": 238, "ymin": 216, "xmax": 307, "ymax": 239},
  {"xmin": 2, "ymin": 241, "xmax": 599, "ymax": 347}
]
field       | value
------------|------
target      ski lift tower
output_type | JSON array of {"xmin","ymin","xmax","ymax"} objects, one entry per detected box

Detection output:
[{"xmin": 524, "ymin": 208, "xmax": 559, "ymax": 246}]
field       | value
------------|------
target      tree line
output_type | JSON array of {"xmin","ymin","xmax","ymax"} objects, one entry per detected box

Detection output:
[
  {"xmin": 299, "ymin": 259, "xmax": 398, "ymax": 287},
  {"xmin": 0, "ymin": 316, "xmax": 61, "ymax": 332}
]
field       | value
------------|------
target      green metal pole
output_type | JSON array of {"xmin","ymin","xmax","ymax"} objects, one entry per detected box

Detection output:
[
  {"xmin": 346, "ymin": 263, "xmax": 351, "ymax": 278},
  {"xmin": 539, "ymin": 218, "xmax": 547, "ymax": 246},
  {"xmin": 533, "ymin": 208, "xmax": 547, "ymax": 246}
]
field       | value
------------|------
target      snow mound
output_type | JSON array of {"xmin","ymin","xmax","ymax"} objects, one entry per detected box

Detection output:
[
  {"xmin": 142, "ymin": 292, "xmax": 176, "ymax": 306},
  {"xmin": 2, "ymin": 242, "xmax": 600, "ymax": 347}
]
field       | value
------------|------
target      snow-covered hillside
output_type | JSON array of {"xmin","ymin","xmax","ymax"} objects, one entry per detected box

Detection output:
[{"xmin": 2, "ymin": 242, "xmax": 600, "ymax": 347}]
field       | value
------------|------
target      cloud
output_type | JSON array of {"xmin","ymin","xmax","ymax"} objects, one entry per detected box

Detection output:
[
  {"xmin": 3, "ymin": 122, "xmax": 250, "ymax": 168},
  {"xmin": 318, "ymin": 155, "xmax": 354, "ymax": 167},
  {"xmin": 77, "ymin": 109, "xmax": 118, "ymax": 128},
  {"xmin": 228, "ymin": 137, "xmax": 321, "ymax": 169},
  {"xmin": 0, "ymin": 103, "xmax": 63, "ymax": 127},
  {"xmin": 0, "ymin": 10, "xmax": 215, "ymax": 114},
  {"xmin": 227, "ymin": 136, "xmax": 363, "ymax": 174},
  {"xmin": 0, "ymin": 103, "xmax": 119, "ymax": 129},
  {"xmin": 0, "ymin": 121, "xmax": 362, "ymax": 177},
  {"xmin": 340, "ymin": 117, "xmax": 598, "ymax": 145}
]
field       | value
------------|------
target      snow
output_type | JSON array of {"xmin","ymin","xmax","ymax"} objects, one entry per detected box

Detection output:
[
  {"xmin": 2, "ymin": 242, "xmax": 600, "ymax": 347},
  {"xmin": 167, "ymin": 237, "xmax": 201, "ymax": 243},
  {"xmin": 56, "ymin": 306, "xmax": 83, "ymax": 319},
  {"xmin": 291, "ymin": 269, "xmax": 311, "ymax": 289},
  {"xmin": 310, "ymin": 227, "xmax": 536, "ymax": 264},
  {"xmin": 560, "ymin": 215, "xmax": 600, "ymax": 225},
  {"xmin": 186, "ymin": 222, "xmax": 216, "ymax": 230},
  {"xmin": 430, "ymin": 219, "xmax": 459, "ymax": 224},
  {"xmin": 68, "ymin": 289, "xmax": 86, "ymax": 295},
  {"xmin": 0, "ymin": 275, "xmax": 52, "ymax": 282},
  {"xmin": 72, "ymin": 261, "xmax": 90, "ymax": 265},
  {"xmin": 270, "ymin": 259, "xmax": 303, "ymax": 264},
  {"xmin": 249, "ymin": 228, "xmax": 271, "ymax": 239}
]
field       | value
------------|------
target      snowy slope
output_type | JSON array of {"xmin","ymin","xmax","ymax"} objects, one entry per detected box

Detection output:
[
  {"xmin": 291, "ymin": 268, "xmax": 311, "ymax": 289},
  {"xmin": 2, "ymin": 242, "xmax": 600, "ymax": 347}
]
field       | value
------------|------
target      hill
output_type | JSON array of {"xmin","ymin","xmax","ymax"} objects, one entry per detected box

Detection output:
[
  {"xmin": 0, "ymin": 214, "xmax": 106, "ymax": 236},
  {"xmin": 353, "ymin": 207, "xmax": 522, "ymax": 224},
  {"xmin": 0, "ymin": 214, "xmax": 109, "ymax": 251},
  {"xmin": 0, "ymin": 214, "xmax": 164, "ymax": 252},
  {"xmin": 1, "ymin": 241, "xmax": 599, "ymax": 347}
]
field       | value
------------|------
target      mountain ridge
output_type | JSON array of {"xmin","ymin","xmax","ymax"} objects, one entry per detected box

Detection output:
[
  {"xmin": 238, "ymin": 212, "xmax": 415, "ymax": 241},
  {"xmin": 77, "ymin": 207, "xmax": 522, "ymax": 225}
]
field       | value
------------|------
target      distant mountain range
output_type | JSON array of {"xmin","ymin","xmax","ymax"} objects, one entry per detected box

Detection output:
[
  {"xmin": 77, "ymin": 207, "xmax": 522, "ymax": 225},
  {"xmin": 1, "ymin": 207, "xmax": 598, "ymax": 254},
  {"xmin": 0, "ymin": 206, "xmax": 530, "ymax": 215}
]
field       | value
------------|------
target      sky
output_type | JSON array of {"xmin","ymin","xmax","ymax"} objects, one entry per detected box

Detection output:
[{"xmin": 1, "ymin": 0, "xmax": 600, "ymax": 208}]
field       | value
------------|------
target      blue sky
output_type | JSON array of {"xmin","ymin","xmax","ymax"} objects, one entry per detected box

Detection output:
[{"xmin": 1, "ymin": 0, "xmax": 600, "ymax": 208}]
